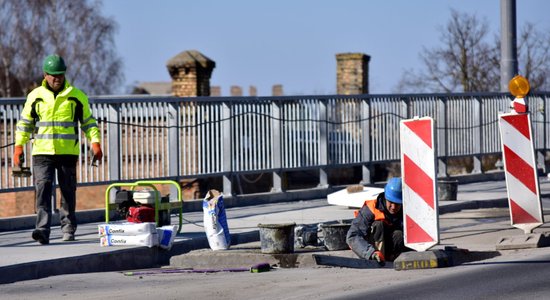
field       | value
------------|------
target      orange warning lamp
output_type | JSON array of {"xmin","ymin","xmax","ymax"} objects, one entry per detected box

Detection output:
[
  {"xmin": 508, "ymin": 75, "xmax": 530, "ymax": 113},
  {"xmin": 508, "ymin": 75, "xmax": 530, "ymax": 98}
]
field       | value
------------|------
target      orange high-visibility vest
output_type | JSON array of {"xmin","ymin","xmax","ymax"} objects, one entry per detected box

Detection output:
[{"xmin": 353, "ymin": 199, "xmax": 386, "ymax": 221}]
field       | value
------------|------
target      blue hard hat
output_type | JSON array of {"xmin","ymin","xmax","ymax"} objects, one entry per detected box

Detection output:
[{"xmin": 384, "ymin": 177, "xmax": 402, "ymax": 204}]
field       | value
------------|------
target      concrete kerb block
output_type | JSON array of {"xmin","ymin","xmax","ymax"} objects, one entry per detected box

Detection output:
[
  {"xmin": 170, "ymin": 250, "xmax": 280, "ymax": 269},
  {"xmin": 394, "ymin": 250, "xmax": 451, "ymax": 270},
  {"xmin": 393, "ymin": 246, "xmax": 502, "ymax": 270},
  {"xmin": 312, "ymin": 254, "xmax": 385, "ymax": 269},
  {"xmin": 169, "ymin": 247, "xmax": 329, "ymax": 269},
  {"xmin": 495, "ymin": 232, "xmax": 550, "ymax": 250}
]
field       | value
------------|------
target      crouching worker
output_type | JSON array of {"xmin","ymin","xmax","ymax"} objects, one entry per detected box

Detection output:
[{"xmin": 346, "ymin": 177, "xmax": 409, "ymax": 265}]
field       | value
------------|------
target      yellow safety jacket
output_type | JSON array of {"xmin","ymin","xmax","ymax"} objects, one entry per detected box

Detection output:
[{"xmin": 15, "ymin": 79, "xmax": 100, "ymax": 155}]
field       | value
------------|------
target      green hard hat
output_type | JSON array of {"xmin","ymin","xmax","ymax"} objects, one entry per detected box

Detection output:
[{"xmin": 42, "ymin": 55, "xmax": 67, "ymax": 75}]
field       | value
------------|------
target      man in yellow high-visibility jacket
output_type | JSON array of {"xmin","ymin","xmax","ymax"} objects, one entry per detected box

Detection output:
[{"xmin": 13, "ymin": 54, "xmax": 103, "ymax": 245}]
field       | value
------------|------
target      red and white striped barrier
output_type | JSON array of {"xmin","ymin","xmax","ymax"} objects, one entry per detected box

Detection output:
[
  {"xmin": 498, "ymin": 113, "xmax": 544, "ymax": 233},
  {"xmin": 400, "ymin": 117, "xmax": 439, "ymax": 252}
]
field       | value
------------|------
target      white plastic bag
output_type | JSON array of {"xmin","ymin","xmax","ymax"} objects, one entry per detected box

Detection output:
[{"xmin": 203, "ymin": 190, "xmax": 231, "ymax": 250}]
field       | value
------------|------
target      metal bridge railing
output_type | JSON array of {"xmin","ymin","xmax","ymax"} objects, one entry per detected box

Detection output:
[{"xmin": 0, "ymin": 92, "xmax": 548, "ymax": 195}]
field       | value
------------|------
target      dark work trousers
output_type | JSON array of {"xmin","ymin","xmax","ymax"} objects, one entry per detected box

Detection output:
[
  {"xmin": 368, "ymin": 220, "xmax": 406, "ymax": 260},
  {"xmin": 33, "ymin": 155, "xmax": 78, "ymax": 238}
]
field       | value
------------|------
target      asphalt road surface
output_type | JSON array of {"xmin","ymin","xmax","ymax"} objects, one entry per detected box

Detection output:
[
  {"xmin": 2, "ymin": 249, "xmax": 550, "ymax": 300},
  {"xmin": 345, "ymin": 251, "xmax": 550, "ymax": 300},
  {"xmin": 2, "ymin": 208, "xmax": 550, "ymax": 300}
]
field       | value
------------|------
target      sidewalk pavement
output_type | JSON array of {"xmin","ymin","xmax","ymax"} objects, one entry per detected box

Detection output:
[{"xmin": 1, "ymin": 178, "xmax": 550, "ymax": 284}]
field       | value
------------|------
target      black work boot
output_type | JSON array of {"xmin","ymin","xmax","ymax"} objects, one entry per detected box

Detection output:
[
  {"xmin": 62, "ymin": 232, "xmax": 75, "ymax": 241},
  {"xmin": 32, "ymin": 229, "xmax": 49, "ymax": 245}
]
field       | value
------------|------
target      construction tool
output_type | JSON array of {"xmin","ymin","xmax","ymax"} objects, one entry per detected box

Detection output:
[
  {"xmin": 105, "ymin": 180, "xmax": 184, "ymax": 233},
  {"xmin": 123, "ymin": 263, "xmax": 270, "ymax": 276},
  {"xmin": 12, "ymin": 153, "xmax": 31, "ymax": 178},
  {"xmin": 346, "ymin": 185, "xmax": 364, "ymax": 193},
  {"xmin": 312, "ymin": 254, "xmax": 385, "ymax": 269},
  {"xmin": 90, "ymin": 146, "xmax": 98, "ymax": 167},
  {"xmin": 250, "ymin": 263, "xmax": 271, "ymax": 273}
]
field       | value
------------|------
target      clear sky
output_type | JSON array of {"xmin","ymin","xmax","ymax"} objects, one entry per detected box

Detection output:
[{"xmin": 101, "ymin": 0, "xmax": 550, "ymax": 96}]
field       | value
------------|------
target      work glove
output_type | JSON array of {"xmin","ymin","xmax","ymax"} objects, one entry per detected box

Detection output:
[
  {"xmin": 13, "ymin": 145, "xmax": 24, "ymax": 167},
  {"xmin": 91, "ymin": 142, "xmax": 103, "ymax": 162},
  {"xmin": 371, "ymin": 250, "xmax": 386, "ymax": 266}
]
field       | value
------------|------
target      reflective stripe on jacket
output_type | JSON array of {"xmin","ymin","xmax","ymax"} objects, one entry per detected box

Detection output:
[{"xmin": 15, "ymin": 79, "xmax": 100, "ymax": 155}]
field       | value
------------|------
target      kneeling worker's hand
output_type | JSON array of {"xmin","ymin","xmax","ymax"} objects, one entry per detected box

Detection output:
[{"xmin": 372, "ymin": 250, "xmax": 385, "ymax": 266}]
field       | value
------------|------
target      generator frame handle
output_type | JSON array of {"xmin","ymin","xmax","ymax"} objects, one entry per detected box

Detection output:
[{"xmin": 104, "ymin": 180, "xmax": 183, "ymax": 234}]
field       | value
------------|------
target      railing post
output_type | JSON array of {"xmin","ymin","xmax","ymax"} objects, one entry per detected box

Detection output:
[
  {"xmin": 437, "ymin": 96, "xmax": 448, "ymax": 177},
  {"xmin": 108, "ymin": 103, "xmax": 121, "ymax": 181},
  {"xmin": 541, "ymin": 95, "xmax": 548, "ymax": 173},
  {"xmin": 51, "ymin": 180, "xmax": 57, "ymax": 214},
  {"xmin": 360, "ymin": 96, "xmax": 372, "ymax": 184},
  {"xmin": 221, "ymin": 101, "xmax": 233, "ymax": 196},
  {"xmin": 319, "ymin": 99, "xmax": 328, "ymax": 188},
  {"xmin": 271, "ymin": 100, "xmax": 282, "ymax": 192},
  {"xmin": 546, "ymin": 95, "xmax": 549, "ymax": 173},
  {"xmin": 534, "ymin": 95, "xmax": 547, "ymax": 173},
  {"xmin": 167, "ymin": 102, "xmax": 179, "ymax": 177},
  {"xmin": 472, "ymin": 97, "xmax": 482, "ymax": 173}
]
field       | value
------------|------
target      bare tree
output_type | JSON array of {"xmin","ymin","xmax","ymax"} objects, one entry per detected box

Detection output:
[
  {"xmin": 396, "ymin": 10, "xmax": 499, "ymax": 93},
  {"xmin": 518, "ymin": 23, "xmax": 550, "ymax": 91},
  {"xmin": 0, "ymin": 0, "xmax": 123, "ymax": 97},
  {"xmin": 395, "ymin": 10, "xmax": 550, "ymax": 93}
]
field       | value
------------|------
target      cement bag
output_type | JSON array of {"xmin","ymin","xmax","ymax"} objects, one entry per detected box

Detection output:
[
  {"xmin": 203, "ymin": 189, "xmax": 231, "ymax": 250},
  {"xmin": 157, "ymin": 225, "xmax": 178, "ymax": 250},
  {"xmin": 100, "ymin": 233, "xmax": 158, "ymax": 248},
  {"xmin": 98, "ymin": 222, "xmax": 156, "ymax": 236}
]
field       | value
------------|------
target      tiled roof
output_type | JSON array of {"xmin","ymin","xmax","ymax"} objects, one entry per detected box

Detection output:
[
  {"xmin": 136, "ymin": 81, "xmax": 172, "ymax": 95},
  {"xmin": 166, "ymin": 50, "xmax": 216, "ymax": 69}
]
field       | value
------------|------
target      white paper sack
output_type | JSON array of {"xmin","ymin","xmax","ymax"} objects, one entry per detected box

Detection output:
[
  {"xmin": 100, "ymin": 233, "xmax": 159, "ymax": 248},
  {"xmin": 157, "ymin": 225, "xmax": 178, "ymax": 250},
  {"xmin": 98, "ymin": 222, "xmax": 157, "ymax": 237},
  {"xmin": 203, "ymin": 190, "xmax": 230, "ymax": 250},
  {"xmin": 203, "ymin": 213, "xmax": 229, "ymax": 250}
]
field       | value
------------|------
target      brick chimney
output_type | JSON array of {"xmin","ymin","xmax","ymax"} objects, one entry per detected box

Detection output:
[
  {"xmin": 272, "ymin": 84, "xmax": 284, "ymax": 96},
  {"xmin": 336, "ymin": 53, "xmax": 370, "ymax": 95},
  {"xmin": 249, "ymin": 86, "xmax": 257, "ymax": 96},
  {"xmin": 210, "ymin": 86, "xmax": 221, "ymax": 96},
  {"xmin": 230, "ymin": 86, "xmax": 243, "ymax": 96},
  {"xmin": 166, "ymin": 50, "xmax": 215, "ymax": 97}
]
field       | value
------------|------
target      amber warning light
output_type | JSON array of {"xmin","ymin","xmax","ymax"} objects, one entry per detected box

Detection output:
[{"xmin": 508, "ymin": 75, "xmax": 530, "ymax": 113}]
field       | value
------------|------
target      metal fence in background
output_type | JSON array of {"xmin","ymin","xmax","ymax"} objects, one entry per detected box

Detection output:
[{"xmin": 0, "ymin": 92, "xmax": 548, "ymax": 196}]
